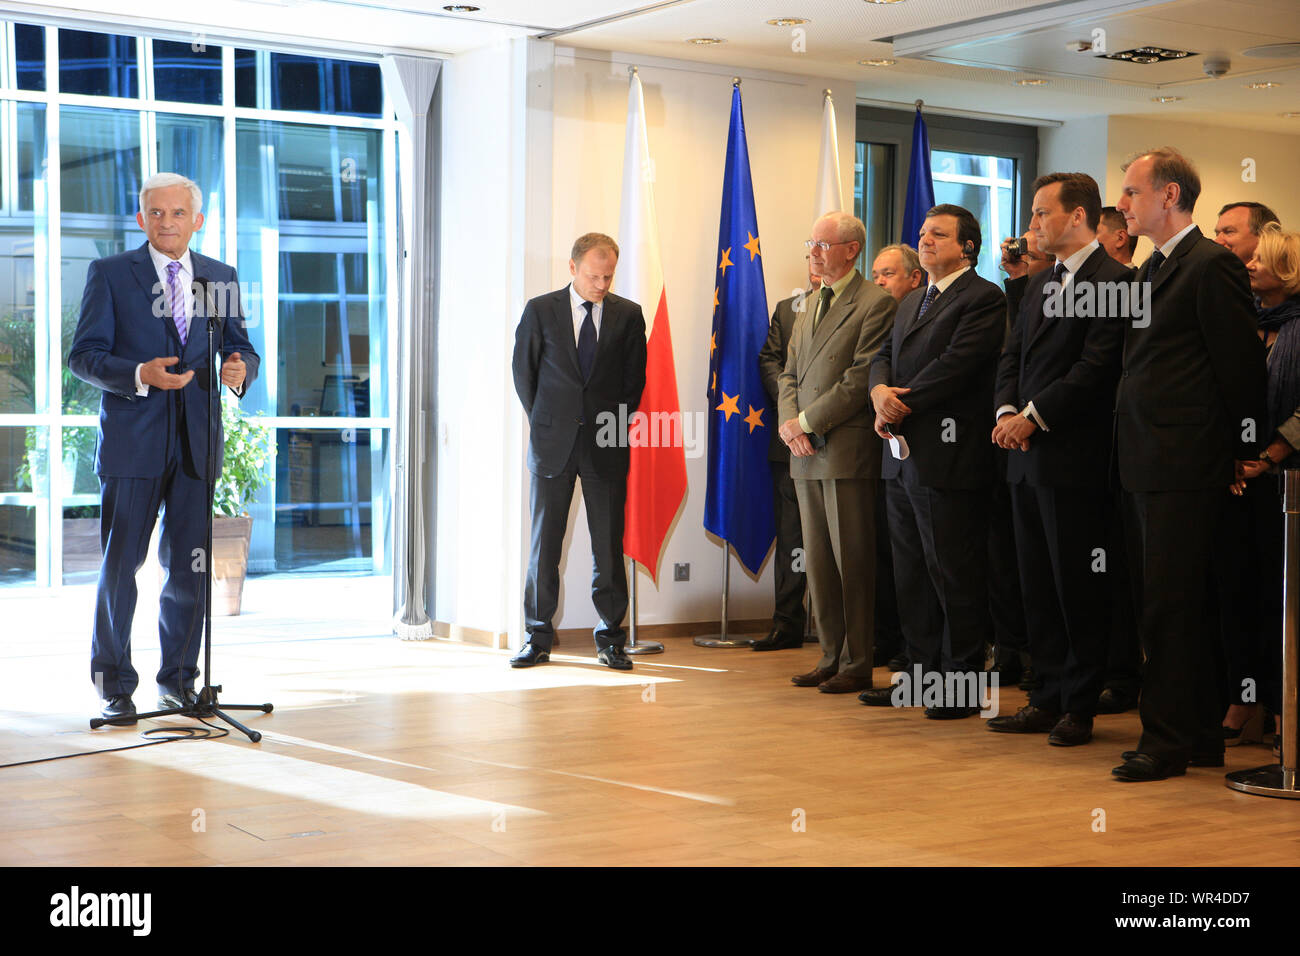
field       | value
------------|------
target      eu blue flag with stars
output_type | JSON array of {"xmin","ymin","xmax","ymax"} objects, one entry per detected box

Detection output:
[
  {"xmin": 901, "ymin": 106, "xmax": 936, "ymax": 247},
  {"xmin": 704, "ymin": 85, "xmax": 775, "ymax": 576}
]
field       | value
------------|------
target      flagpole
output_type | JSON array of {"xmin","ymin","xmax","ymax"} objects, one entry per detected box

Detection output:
[
  {"xmin": 625, "ymin": 557, "xmax": 664, "ymax": 655},
  {"xmin": 694, "ymin": 543, "xmax": 758, "ymax": 648}
]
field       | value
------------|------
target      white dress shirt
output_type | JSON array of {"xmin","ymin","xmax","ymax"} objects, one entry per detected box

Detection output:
[
  {"xmin": 569, "ymin": 283, "xmax": 602, "ymax": 345},
  {"xmin": 134, "ymin": 245, "xmax": 195, "ymax": 396}
]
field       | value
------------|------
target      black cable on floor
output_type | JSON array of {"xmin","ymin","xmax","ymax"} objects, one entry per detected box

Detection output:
[{"xmin": 0, "ymin": 720, "xmax": 230, "ymax": 769}]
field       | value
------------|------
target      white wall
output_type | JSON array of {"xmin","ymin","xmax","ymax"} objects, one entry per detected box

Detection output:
[
  {"xmin": 1038, "ymin": 116, "xmax": 1108, "ymax": 185},
  {"xmin": 545, "ymin": 47, "xmax": 857, "ymax": 632}
]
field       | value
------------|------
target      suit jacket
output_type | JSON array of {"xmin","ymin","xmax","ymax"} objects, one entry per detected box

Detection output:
[
  {"xmin": 777, "ymin": 271, "xmax": 896, "ymax": 481},
  {"xmin": 869, "ymin": 268, "xmax": 1006, "ymax": 489},
  {"xmin": 759, "ymin": 291, "xmax": 808, "ymax": 462},
  {"xmin": 1114, "ymin": 227, "xmax": 1267, "ymax": 491},
  {"xmin": 69, "ymin": 242, "xmax": 260, "ymax": 480},
  {"xmin": 995, "ymin": 246, "xmax": 1129, "ymax": 489},
  {"xmin": 512, "ymin": 286, "xmax": 647, "ymax": 479}
]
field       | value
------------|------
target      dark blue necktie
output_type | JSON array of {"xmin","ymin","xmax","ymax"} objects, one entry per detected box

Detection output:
[
  {"xmin": 578, "ymin": 300, "xmax": 597, "ymax": 380},
  {"xmin": 1147, "ymin": 249, "xmax": 1165, "ymax": 279},
  {"xmin": 918, "ymin": 284, "xmax": 940, "ymax": 318}
]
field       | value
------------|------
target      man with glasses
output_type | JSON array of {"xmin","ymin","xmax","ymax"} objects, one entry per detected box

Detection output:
[{"xmin": 777, "ymin": 212, "xmax": 896, "ymax": 694}]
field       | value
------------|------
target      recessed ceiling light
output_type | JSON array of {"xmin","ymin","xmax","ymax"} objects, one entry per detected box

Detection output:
[
  {"xmin": 766, "ymin": 17, "xmax": 808, "ymax": 26},
  {"xmin": 863, "ymin": 0, "xmax": 907, "ymax": 4},
  {"xmin": 1152, "ymin": 96, "xmax": 1182, "ymax": 103},
  {"xmin": 1282, "ymin": 111, "xmax": 1300, "ymax": 118},
  {"xmin": 1102, "ymin": 46, "xmax": 1195, "ymax": 62},
  {"xmin": 858, "ymin": 58, "xmax": 896, "ymax": 67},
  {"xmin": 442, "ymin": 4, "xmax": 480, "ymax": 10},
  {"xmin": 1015, "ymin": 78, "xmax": 1049, "ymax": 86},
  {"xmin": 686, "ymin": 37, "xmax": 726, "ymax": 45},
  {"xmin": 1247, "ymin": 81, "xmax": 1282, "ymax": 89}
]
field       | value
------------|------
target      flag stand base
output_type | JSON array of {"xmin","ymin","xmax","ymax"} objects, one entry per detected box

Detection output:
[
  {"xmin": 626, "ymin": 558, "xmax": 665, "ymax": 654},
  {"xmin": 695, "ymin": 543, "xmax": 761, "ymax": 647}
]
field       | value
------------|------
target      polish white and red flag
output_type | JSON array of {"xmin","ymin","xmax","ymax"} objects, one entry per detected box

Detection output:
[{"xmin": 618, "ymin": 70, "xmax": 687, "ymax": 583}]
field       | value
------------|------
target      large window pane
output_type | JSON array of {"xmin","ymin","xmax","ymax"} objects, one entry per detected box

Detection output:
[
  {"xmin": 58, "ymin": 29, "xmax": 138, "ymax": 98},
  {"xmin": 932, "ymin": 150, "xmax": 1017, "ymax": 285},
  {"xmin": 156, "ymin": 112, "xmax": 224, "ymax": 261},
  {"xmin": 0, "ymin": 424, "xmax": 41, "ymax": 586},
  {"xmin": 0, "ymin": 103, "xmax": 46, "ymax": 414},
  {"xmin": 274, "ymin": 427, "xmax": 388, "ymax": 572},
  {"xmin": 152, "ymin": 38, "xmax": 222, "ymax": 105},
  {"xmin": 14, "ymin": 23, "xmax": 46, "ymax": 91}
]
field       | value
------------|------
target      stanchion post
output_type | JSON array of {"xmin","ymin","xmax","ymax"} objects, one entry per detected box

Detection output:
[{"xmin": 1227, "ymin": 468, "xmax": 1300, "ymax": 797}]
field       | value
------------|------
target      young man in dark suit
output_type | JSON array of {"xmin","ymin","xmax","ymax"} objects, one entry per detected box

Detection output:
[
  {"xmin": 511, "ymin": 233, "xmax": 647, "ymax": 670},
  {"xmin": 862, "ymin": 205, "xmax": 1006, "ymax": 718},
  {"xmin": 1111, "ymin": 148, "xmax": 1267, "ymax": 781},
  {"xmin": 70, "ymin": 173, "xmax": 259, "ymax": 724},
  {"xmin": 986, "ymin": 172, "xmax": 1130, "ymax": 746}
]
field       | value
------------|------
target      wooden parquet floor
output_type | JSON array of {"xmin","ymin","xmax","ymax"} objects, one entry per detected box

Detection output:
[{"xmin": 1, "ymin": 601, "xmax": 1296, "ymax": 866}]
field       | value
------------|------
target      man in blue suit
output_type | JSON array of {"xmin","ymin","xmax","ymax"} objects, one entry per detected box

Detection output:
[{"xmin": 70, "ymin": 173, "xmax": 260, "ymax": 724}]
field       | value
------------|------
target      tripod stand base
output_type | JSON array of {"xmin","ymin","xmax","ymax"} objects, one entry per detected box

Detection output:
[
  {"xmin": 625, "ymin": 641, "xmax": 664, "ymax": 655},
  {"xmin": 693, "ymin": 633, "xmax": 762, "ymax": 648},
  {"xmin": 90, "ymin": 687, "xmax": 272, "ymax": 742},
  {"xmin": 1225, "ymin": 764, "xmax": 1300, "ymax": 798}
]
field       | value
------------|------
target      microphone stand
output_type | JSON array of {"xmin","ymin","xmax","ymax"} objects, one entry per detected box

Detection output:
[{"xmin": 91, "ymin": 278, "xmax": 273, "ymax": 740}]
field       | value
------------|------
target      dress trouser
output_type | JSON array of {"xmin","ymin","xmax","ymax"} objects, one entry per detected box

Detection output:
[
  {"xmin": 886, "ymin": 475, "xmax": 992, "ymax": 684},
  {"xmin": 1010, "ymin": 482, "xmax": 1110, "ymax": 717},
  {"xmin": 794, "ymin": 476, "xmax": 876, "ymax": 680},
  {"xmin": 1123, "ymin": 488, "xmax": 1225, "ymax": 764},
  {"xmin": 873, "ymin": 478, "xmax": 904, "ymax": 658},
  {"xmin": 92, "ymin": 432, "xmax": 209, "ymax": 698},
  {"xmin": 524, "ymin": 435, "xmax": 628, "ymax": 651},
  {"xmin": 769, "ymin": 459, "xmax": 807, "ymax": 637},
  {"xmin": 989, "ymin": 466, "xmax": 1028, "ymax": 669}
]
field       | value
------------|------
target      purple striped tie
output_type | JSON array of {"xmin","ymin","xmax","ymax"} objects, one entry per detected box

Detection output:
[{"xmin": 165, "ymin": 260, "xmax": 187, "ymax": 345}]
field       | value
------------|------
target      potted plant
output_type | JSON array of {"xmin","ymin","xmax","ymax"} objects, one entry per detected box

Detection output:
[{"xmin": 211, "ymin": 398, "xmax": 272, "ymax": 615}]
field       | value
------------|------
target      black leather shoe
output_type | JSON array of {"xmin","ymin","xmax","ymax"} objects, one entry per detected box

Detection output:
[
  {"xmin": 990, "ymin": 660, "xmax": 1023, "ymax": 685},
  {"xmin": 1048, "ymin": 713, "xmax": 1094, "ymax": 746},
  {"xmin": 1112, "ymin": 753, "xmax": 1187, "ymax": 781},
  {"xmin": 1097, "ymin": 687, "xmax": 1139, "ymax": 714},
  {"xmin": 597, "ymin": 646, "xmax": 633, "ymax": 670},
  {"xmin": 986, "ymin": 704, "xmax": 1060, "ymax": 734},
  {"xmin": 510, "ymin": 644, "xmax": 550, "ymax": 668},
  {"xmin": 100, "ymin": 694, "xmax": 137, "ymax": 725},
  {"xmin": 750, "ymin": 629, "xmax": 804, "ymax": 651},
  {"xmin": 887, "ymin": 654, "xmax": 909, "ymax": 672},
  {"xmin": 157, "ymin": 688, "xmax": 198, "ymax": 710},
  {"xmin": 859, "ymin": 686, "xmax": 898, "ymax": 706},
  {"xmin": 1121, "ymin": 749, "xmax": 1222, "ymax": 767},
  {"xmin": 1018, "ymin": 666, "xmax": 1042, "ymax": 692},
  {"xmin": 924, "ymin": 705, "xmax": 980, "ymax": 720}
]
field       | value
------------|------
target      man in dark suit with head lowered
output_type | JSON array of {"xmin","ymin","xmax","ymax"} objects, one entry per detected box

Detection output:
[
  {"xmin": 511, "ymin": 233, "xmax": 647, "ymax": 670},
  {"xmin": 861, "ymin": 204, "xmax": 1007, "ymax": 718},
  {"xmin": 70, "ymin": 172, "xmax": 260, "ymax": 724},
  {"xmin": 1111, "ymin": 148, "xmax": 1267, "ymax": 781},
  {"xmin": 986, "ymin": 172, "xmax": 1130, "ymax": 747}
]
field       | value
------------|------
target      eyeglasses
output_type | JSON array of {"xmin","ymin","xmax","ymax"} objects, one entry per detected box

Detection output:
[{"xmin": 804, "ymin": 239, "xmax": 855, "ymax": 252}]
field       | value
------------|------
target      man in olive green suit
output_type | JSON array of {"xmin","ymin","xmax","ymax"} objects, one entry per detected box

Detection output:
[{"xmin": 778, "ymin": 212, "xmax": 897, "ymax": 694}]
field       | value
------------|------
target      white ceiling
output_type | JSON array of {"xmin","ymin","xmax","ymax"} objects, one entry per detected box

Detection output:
[{"xmin": 12, "ymin": 0, "xmax": 1300, "ymax": 131}]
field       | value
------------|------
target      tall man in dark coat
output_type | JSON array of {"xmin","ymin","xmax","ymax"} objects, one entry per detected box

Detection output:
[
  {"xmin": 70, "ymin": 173, "xmax": 259, "ymax": 724},
  {"xmin": 1111, "ymin": 148, "xmax": 1267, "ymax": 781},
  {"xmin": 511, "ymin": 233, "xmax": 648, "ymax": 670},
  {"xmin": 986, "ymin": 172, "xmax": 1129, "ymax": 747}
]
